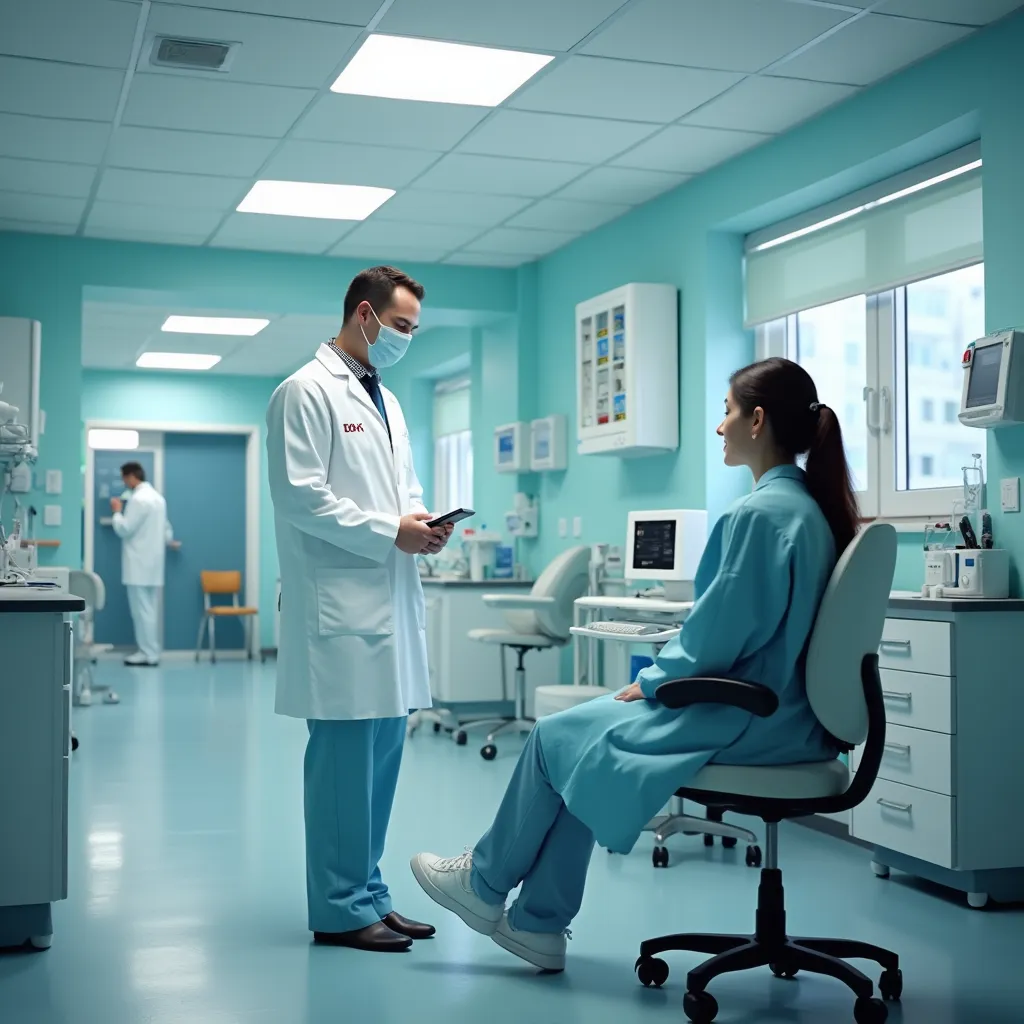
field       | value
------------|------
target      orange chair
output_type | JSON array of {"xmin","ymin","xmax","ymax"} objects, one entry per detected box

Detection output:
[{"xmin": 195, "ymin": 570, "xmax": 259, "ymax": 663}]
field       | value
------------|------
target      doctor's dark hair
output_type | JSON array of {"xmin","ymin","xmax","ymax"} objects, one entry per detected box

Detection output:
[
  {"xmin": 730, "ymin": 357, "xmax": 859, "ymax": 555},
  {"xmin": 343, "ymin": 266, "xmax": 425, "ymax": 322},
  {"xmin": 120, "ymin": 461, "xmax": 145, "ymax": 482}
]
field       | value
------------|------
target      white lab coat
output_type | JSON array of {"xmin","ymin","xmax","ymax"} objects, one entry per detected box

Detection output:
[
  {"xmin": 111, "ymin": 481, "xmax": 171, "ymax": 587},
  {"xmin": 266, "ymin": 344, "xmax": 431, "ymax": 721}
]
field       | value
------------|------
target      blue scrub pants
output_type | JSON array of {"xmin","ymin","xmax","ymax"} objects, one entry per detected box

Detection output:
[
  {"xmin": 471, "ymin": 722, "xmax": 596, "ymax": 934},
  {"xmin": 304, "ymin": 717, "xmax": 407, "ymax": 933}
]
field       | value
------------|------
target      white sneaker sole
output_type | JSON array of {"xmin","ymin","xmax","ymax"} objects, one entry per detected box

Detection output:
[
  {"xmin": 492, "ymin": 927, "xmax": 566, "ymax": 972},
  {"xmin": 409, "ymin": 856, "xmax": 501, "ymax": 936}
]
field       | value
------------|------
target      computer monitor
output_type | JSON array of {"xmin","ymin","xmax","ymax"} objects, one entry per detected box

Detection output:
[
  {"xmin": 626, "ymin": 509, "xmax": 708, "ymax": 601},
  {"xmin": 959, "ymin": 330, "xmax": 1024, "ymax": 428}
]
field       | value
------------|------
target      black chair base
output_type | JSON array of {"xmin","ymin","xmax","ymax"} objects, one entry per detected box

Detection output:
[{"xmin": 635, "ymin": 867, "xmax": 901, "ymax": 1023}]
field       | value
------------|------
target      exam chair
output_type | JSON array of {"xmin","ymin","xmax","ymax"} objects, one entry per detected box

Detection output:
[
  {"xmin": 634, "ymin": 522, "xmax": 900, "ymax": 1024},
  {"xmin": 68, "ymin": 569, "xmax": 118, "ymax": 706},
  {"xmin": 460, "ymin": 545, "xmax": 591, "ymax": 759}
]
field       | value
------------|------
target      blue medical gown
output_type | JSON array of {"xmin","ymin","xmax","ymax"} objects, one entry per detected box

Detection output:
[{"xmin": 543, "ymin": 464, "xmax": 840, "ymax": 854}]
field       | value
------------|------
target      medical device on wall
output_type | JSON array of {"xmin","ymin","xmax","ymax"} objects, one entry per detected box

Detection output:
[
  {"xmin": 626, "ymin": 509, "xmax": 707, "ymax": 601},
  {"xmin": 0, "ymin": 319, "xmax": 42, "ymax": 450},
  {"xmin": 959, "ymin": 330, "xmax": 1024, "ymax": 427},
  {"xmin": 530, "ymin": 415, "xmax": 567, "ymax": 471},
  {"xmin": 494, "ymin": 421, "xmax": 529, "ymax": 473},
  {"xmin": 504, "ymin": 492, "xmax": 538, "ymax": 538},
  {"xmin": 575, "ymin": 283, "xmax": 678, "ymax": 457}
]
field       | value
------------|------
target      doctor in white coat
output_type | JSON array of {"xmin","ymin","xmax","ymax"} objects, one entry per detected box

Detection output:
[
  {"xmin": 267, "ymin": 266, "xmax": 454, "ymax": 954},
  {"xmin": 111, "ymin": 461, "xmax": 173, "ymax": 667}
]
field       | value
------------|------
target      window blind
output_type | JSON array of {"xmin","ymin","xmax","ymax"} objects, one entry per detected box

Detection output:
[{"xmin": 433, "ymin": 379, "xmax": 470, "ymax": 438}]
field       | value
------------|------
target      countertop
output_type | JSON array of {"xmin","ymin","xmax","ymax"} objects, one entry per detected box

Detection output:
[
  {"xmin": 0, "ymin": 586, "xmax": 85, "ymax": 613},
  {"xmin": 888, "ymin": 590, "xmax": 1024, "ymax": 612},
  {"xmin": 420, "ymin": 577, "xmax": 532, "ymax": 587}
]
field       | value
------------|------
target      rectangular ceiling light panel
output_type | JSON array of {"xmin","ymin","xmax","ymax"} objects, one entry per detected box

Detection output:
[
  {"xmin": 237, "ymin": 180, "xmax": 395, "ymax": 220},
  {"xmin": 161, "ymin": 315, "xmax": 270, "ymax": 335},
  {"xmin": 136, "ymin": 352, "xmax": 222, "ymax": 370},
  {"xmin": 88, "ymin": 428, "xmax": 140, "ymax": 450}
]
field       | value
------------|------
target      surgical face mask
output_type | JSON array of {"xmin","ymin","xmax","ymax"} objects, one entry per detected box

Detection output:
[{"xmin": 361, "ymin": 305, "xmax": 412, "ymax": 369}]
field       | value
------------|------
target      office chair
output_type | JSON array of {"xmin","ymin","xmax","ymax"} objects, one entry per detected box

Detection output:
[
  {"xmin": 195, "ymin": 570, "xmax": 260, "ymax": 663},
  {"xmin": 460, "ymin": 545, "xmax": 591, "ymax": 759},
  {"xmin": 68, "ymin": 569, "xmax": 118, "ymax": 706},
  {"xmin": 634, "ymin": 523, "xmax": 900, "ymax": 1024}
]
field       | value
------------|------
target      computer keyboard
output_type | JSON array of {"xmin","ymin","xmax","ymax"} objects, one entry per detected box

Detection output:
[{"xmin": 588, "ymin": 620, "xmax": 666, "ymax": 636}]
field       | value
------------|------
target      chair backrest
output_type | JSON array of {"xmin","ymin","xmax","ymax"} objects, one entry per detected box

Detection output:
[
  {"xmin": 805, "ymin": 522, "xmax": 897, "ymax": 747},
  {"xmin": 201, "ymin": 570, "xmax": 242, "ymax": 596},
  {"xmin": 504, "ymin": 545, "xmax": 591, "ymax": 640},
  {"xmin": 68, "ymin": 569, "xmax": 105, "ymax": 612}
]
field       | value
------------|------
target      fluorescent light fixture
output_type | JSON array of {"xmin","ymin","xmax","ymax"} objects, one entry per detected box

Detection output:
[
  {"xmin": 331, "ymin": 34, "xmax": 553, "ymax": 107},
  {"xmin": 237, "ymin": 180, "xmax": 395, "ymax": 220},
  {"xmin": 88, "ymin": 428, "xmax": 139, "ymax": 451},
  {"xmin": 161, "ymin": 315, "xmax": 269, "ymax": 336},
  {"xmin": 754, "ymin": 159, "xmax": 983, "ymax": 253},
  {"xmin": 136, "ymin": 352, "xmax": 222, "ymax": 371}
]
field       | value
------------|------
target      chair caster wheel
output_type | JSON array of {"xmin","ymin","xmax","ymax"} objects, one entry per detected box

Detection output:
[
  {"xmin": 28, "ymin": 934, "xmax": 52, "ymax": 950},
  {"xmin": 871, "ymin": 860, "xmax": 890, "ymax": 879},
  {"xmin": 652, "ymin": 845, "xmax": 669, "ymax": 868},
  {"xmin": 635, "ymin": 956, "xmax": 669, "ymax": 988},
  {"xmin": 703, "ymin": 833, "xmax": 715, "ymax": 847},
  {"xmin": 683, "ymin": 990, "xmax": 719, "ymax": 1023},
  {"xmin": 745, "ymin": 845, "xmax": 762, "ymax": 867},
  {"xmin": 879, "ymin": 968, "xmax": 903, "ymax": 1001},
  {"xmin": 854, "ymin": 997, "xmax": 888, "ymax": 1023},
  {"xmin": 967, "ymin": 891, "xmax": 989, "ymax": 909},
  {"xmin": 433, "ymin": 721, "xmax": 442, "ymax": 733},
  {"xmin": 455, "ymin": 730, "xmax": 467, "ymax": 746},
  {"xmin": 721, "ymin": 836, "xmax": 738, "ymax": 849},
  {"xmin": 770, "ymin": 962, "xmax": 798, "ymax": 979},
  {"xmin": 481, "ymin": 744, "xmax": 497, "ymax": 761}
]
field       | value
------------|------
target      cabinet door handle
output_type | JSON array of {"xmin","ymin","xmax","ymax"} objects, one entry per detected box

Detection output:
[
  {"xmin": 882, "ymin": 690, "xmax": 912, "ymax": 703},
  {"xmin": 877, "ymin": 798, "xmax": 913, "ymax": 813},
  {"xmin": 880, "ymin": 639, "xmax": 911, "ymax": 650},
  {"xmin": 884, "ymin": 742, "xmax": 911, "ymax": 757}
]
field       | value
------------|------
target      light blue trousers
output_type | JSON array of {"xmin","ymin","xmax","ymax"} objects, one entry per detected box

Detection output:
[
  {"xmin": 471, "ymin": 723, "xmax": 596, "ymax": 934},
  {"xmin": 304, "ymin": 717, "xmax": 406, "ymax": 933}
]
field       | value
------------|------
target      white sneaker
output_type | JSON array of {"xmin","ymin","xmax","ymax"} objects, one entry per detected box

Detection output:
[
  {"xmin": 410, "ymin": 851, "xmax": 504, "ymax": 936},
  {"xmin": 124, "ymin": 653, "xmax": 158, "ymax": 667},
  {"xmin": 492, "ymin": 911, "xmax": 570, "ymax": 972}
]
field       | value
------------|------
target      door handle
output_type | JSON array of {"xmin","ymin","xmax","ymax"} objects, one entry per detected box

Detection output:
[
  {"xmin": 880, "ymin": 639, "xmax": 911, "ymax": 650},
  {"xmin": 882, "ymin": 690, "xmax": 912, "ymax": 703},
  {"xmin": 880, "ymin": 386, "xmax": 893, "ymax": 434},
  {"xmin": 877, "ymin": 798, "xmax": 912, "ymax": 813},
  {"xmin": 883, "ymin": 742, "xmax": 911, "ymax": 757},
  {"xmin": 863, "ymin": 386, "xmax": 880, "ymax": 435}
]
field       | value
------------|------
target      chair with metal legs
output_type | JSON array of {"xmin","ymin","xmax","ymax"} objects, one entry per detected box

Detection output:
[{"xmin": 195, "ymin": 570, "xmax": 259, "ymax": 664}]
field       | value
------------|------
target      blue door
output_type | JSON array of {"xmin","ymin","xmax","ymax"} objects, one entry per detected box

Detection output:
[
  {"xmin": 93, "ymin": 449, "xmax": 156, "ymax": 646},
  {"xmin": 163, "ymin": 433, "xmax": 248, "ymax": 651}
]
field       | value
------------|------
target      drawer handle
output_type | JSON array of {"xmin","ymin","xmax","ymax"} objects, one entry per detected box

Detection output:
[
  {"xmin": 883, "ymin": 742, "xmax": 911, "ymax": 757},
  {"xmin": 882, "ymin": 690, "xmax": 912, "ymax": 703},
  {"xmin": 877, "ymin": 798, "xmax": 913, "ymax": 814},
  {"xmin": 880, "ymin": 639, "xmax": 912, "ymax": 650}
]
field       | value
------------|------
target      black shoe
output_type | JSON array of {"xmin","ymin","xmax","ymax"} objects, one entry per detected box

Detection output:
[
  {"xmin": 383, "ymin": 912, "xmax": 436, "ymax": 940},
  {"xmin": 313, "ymin": 922, "xmax": 412, "ymax": 952}
]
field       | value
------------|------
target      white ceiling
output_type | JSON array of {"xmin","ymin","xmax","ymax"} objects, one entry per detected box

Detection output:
[{"xmin": 1, "ymin": 0, "xmax": 1019, "ymax": 265}]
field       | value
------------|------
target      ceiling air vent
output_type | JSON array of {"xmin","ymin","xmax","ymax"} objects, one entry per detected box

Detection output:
[{"xmin": 149, "ymin": 36, "xmax": 236, "ymax": 72}]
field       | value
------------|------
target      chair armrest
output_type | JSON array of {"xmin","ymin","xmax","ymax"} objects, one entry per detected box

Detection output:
[
  {"xmin": 654, "ymin": 676, "xmax": 780, "ymax": 718},
  {"xmin": 481, "ymin": 594, "xmax": 556, "ymax": 610}
]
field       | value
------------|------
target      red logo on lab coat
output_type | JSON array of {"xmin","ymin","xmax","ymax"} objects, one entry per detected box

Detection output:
[{"xmin": 344, "ymin": 423, "xmax": 365, "ymax": 433}]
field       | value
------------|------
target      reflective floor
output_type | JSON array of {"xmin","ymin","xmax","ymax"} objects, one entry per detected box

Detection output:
[{"xmin": 2, "ymin": 659, "xmax": 1022, "ymax": 1023}]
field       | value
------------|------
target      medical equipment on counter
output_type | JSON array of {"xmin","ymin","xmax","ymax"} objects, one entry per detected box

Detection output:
[
  {"xmin": 959, "ymin": 329, "xmax": 1024, "ymax": 427},
  {"xmin": 626, "ymin": 508, "xmax": 708, "ymax": 601},
  {"xmin": 494, "ymin": 422, "xmax": 529, "ymax": 473},
  {"xmin": 462, "ymin": 528, "xmax": 502, "ymax": 581},
  {"xmin": 530, "ymin": 415, "xmax": 567, "ymax": 471},
  {"xmin": 956, "ymin": 547, "xmax": 1010, "ymax": 598}
]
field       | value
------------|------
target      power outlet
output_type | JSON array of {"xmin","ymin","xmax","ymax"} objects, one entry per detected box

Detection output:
[
  {"xmin": 558, "ymin": 518, "xmax": 568, "ymax": 538},
  {"xmin": 1001, "ymin": 477, "xmax": 1020, "ymax": 513},
  {"xmin": 573, "ymin": 516, "xmax": 583, "ymax": 538},
  {"xmin": 44, "ymin": 504, "xmax": 62, "ymax": 527}
]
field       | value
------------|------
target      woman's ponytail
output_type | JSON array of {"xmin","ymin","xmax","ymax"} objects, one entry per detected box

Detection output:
[{"xmin": 804, "ymin": 405, "xmax": 859, "ymax": 556}]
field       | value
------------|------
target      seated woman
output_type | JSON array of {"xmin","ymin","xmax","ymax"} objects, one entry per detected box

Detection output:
[{"xmin": 411, "ymin": 357, "xmax": 859, "ymax": 972}]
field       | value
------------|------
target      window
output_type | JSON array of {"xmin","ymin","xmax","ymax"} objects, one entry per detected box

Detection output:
[
  {"xmin": 920, "ymin": 455, "xmax": 934, "ymax": 477},
  {"xmin": 921, "ymin": 399, "xmax": 934, "ymax": 422},
  {"xmin": 433, "ymin": 378, "xmax": 473, "ymax": 514},
  {"xmin": 944, "ymin": 401, "xmax": 958, "ymax": 423}
]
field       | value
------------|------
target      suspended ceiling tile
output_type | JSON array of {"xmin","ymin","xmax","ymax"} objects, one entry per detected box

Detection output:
[
  {"xmin": 0, "ymin": 113, "xmax": 109, "ymax": 165},
  {"xmin": 86, "ymin": 200, "xmax": 225, "ymax": 235},
  {"xmin": 413, "ymin": 153, "xmax": 587, "ymax": 198},
  {"xmin": 210, "ymin": 212, "xmax": 353, "ymax": 253},
  {"xmin": 877, "ymin": 0, "xmax": 1024, "ymax": 24},
  {"xmin": 682, "ymin": 76, "xmax": 859, "ymax": 134},
  {"xmin": 336, "ymin": 219, "xmax": 481, "ymax": 252},
  {"xmin": 554, "ymin": 166, "xmax": 689, "ymax": 205},
  {"xmin": 262, "ymin": 139, "xmax": 441, "ymax": 190},
  {"xmin": 0, "ymin": 191, "xmax": 86, "ymax": 225},
  {"xmin": 507, "ymin": 198, "xmax": 630, "ymax": 233},
  {"xmin": 612, "ymin": 124, "xmax": 770, "ymax": 174},
  {"xmin": 96, "ymin": 168, "xmax": 249, "ymax": 209},
  {"xmin": 137, "ymin": 333, "xmax": 246, "ymax": 355},
  {"xmin": 378, "ymin": 0, "xmax": 626, "ymax": 51},
  {"xmin": 0, "ymin": 157, "xmax": 97, "ymax": 199},
  {"xmin": 143, "ymin": 5, "xmax": 360, "ymax": 89},
  {"xmin": 0, "ymin": 218, "xmax": 77, "ymax": 236},
  {"xmin": 327, "ymin": 240, "xmax": 449, "ymax": 263},
  {"xmin": 0, "ymin": 0, "xmax": 140, "ymax": 69},
  {"xmin": 372, "ymin": 190, "xmax": 531, "ymax": 228},
  {"xmin": 106, "ymin": 126, "xmax": 278, "ymax": 177},
  {"xmin": 774, "ymin": 14, "xmax": 972, "ymax": 86},
  {"xmin": 164, "ymin": 0, "xmax": 381, "ymax": 24},
  {"xmin": 464, "ymin": 226, "xmax": 578, "ymax": 257},
  {"xmin": 510, "ymin": 57, "xmax": 743, "ymax": 123},
  {"xmin": 444, "ymin": 251, "xmax": 527, "ymax": 268},
  {"xmin": 582, "ymin": 0, "xmax": 851, "ymax": 73},
  {"xmin": 457, "ymin": 110, "xmax": 657, "ymax": 164},
  {"xmin": 122, "ymin": 74, "xmax": 316, "ymax": 137},
  {"xmin": 295, "ymin": 94, "xmax": 489, "ymax": 151},
  {"xmin": 0, "ymin": 58, "xmax": 124, "ymax": 121}
]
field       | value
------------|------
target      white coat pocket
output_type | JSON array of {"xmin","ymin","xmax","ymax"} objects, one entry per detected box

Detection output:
[{"xmin": 315, "ymin": 567, "xmax": 394, "ymax": 637}]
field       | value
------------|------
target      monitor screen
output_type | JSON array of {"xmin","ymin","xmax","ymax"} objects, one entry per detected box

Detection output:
[
  {"xmin": 633, "ymin": 519, "xmax": 676, "ymax": 571},
  {"xmin": 966, "ymin": 343, "xmax": 1003, "ymax": 409},
  {"xmin": 497, "ymin": 431, "xmax": 515, "ymax": 463}
]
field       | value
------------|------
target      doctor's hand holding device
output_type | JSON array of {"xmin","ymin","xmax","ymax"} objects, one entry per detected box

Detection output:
[{"xmin": 266, "ymin": 265, "xmax": 448, "ymax": 956}]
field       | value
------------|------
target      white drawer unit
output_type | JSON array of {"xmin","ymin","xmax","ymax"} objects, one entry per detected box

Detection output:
[
  {"xmin": 878, "ymin": 618, "xmax": 951, "ymax": 676},
  {"xmin": 879, "ymin": 669, "xmax": 954, "ymax": 734},
  {"xmin": 852, "ymin": 778, "xmax": 954, "ymax": 869},
  {"xmin": 853, "ymin": 724, "xmax": 953, "ymax": 796}
]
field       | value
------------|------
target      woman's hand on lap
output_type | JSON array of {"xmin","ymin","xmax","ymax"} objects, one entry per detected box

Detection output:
[{"xmin": 615, "ymin": 683, "xmax": 646, "ymax": 703}]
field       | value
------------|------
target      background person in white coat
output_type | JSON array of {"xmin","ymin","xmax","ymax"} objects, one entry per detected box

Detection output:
[
  {"xmin": 111, "ymin": 461, "xmax": 173, "ymax": 667},
  {"xmin": 266, "ymin": 266, "xmax": 454, "ymax": 954}
]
